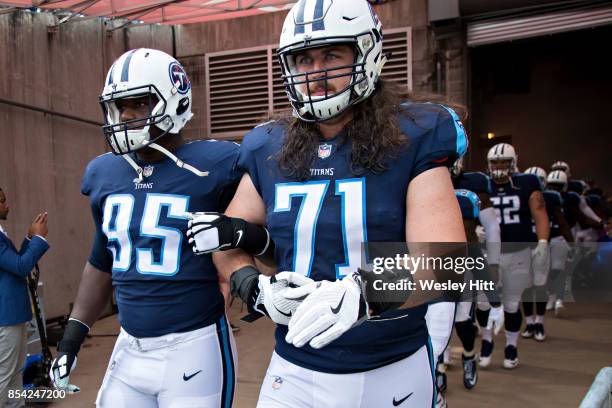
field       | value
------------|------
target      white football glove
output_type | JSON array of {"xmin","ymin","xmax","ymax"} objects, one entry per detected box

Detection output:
[
  {"xmin": 532, "ymin": 239, "xmax": 549, "ymax": 260},
  {"xmin": 255, "ymin": 272, "xmax": 315, "ymax": 325},
  {"xmin": 532, "ymin": 239, "xmax": 550, "ymax": 284},
  {"xmin": 186, "ymin": 212, "xmax": 234, "ymax": 254},
  {"xmin": 50, "ymin": 353, "xmax": 80, "ymax": 393},
  {"xmin": 486, "ymin": 306, "xmax": 504, "ymax": 336},
  {"xmin": 284, "ymin": 274, "xmax": 365, "ymax": 349}
]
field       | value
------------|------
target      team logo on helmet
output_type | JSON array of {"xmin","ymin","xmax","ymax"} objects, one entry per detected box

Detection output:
[
  {"xmin": 168, "ymin": 62, "xmax": 190, "ymax": 94},
  {"xmin": 318, "ymin": 143, "xmax": 332, "ymax": 159}
]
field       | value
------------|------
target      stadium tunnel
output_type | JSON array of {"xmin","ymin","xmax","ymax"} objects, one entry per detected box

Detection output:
[{"xmin": 429, "ymin": 0, "xmax": 612, "ymax": 192}]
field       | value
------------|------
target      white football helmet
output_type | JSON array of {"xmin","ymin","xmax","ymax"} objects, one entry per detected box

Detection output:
[
  {"xmin": 487, "ymin": 143, "xmax": 517, "ymax": 181},
  {"xmin": 524, "ymin": 166, "xmax": 547, "ymax": 187},
  {"xmin": 547, "ymin": 170, "xmax": 568, "ymax": 191},
  {"xmin": 451, "ymin": 156, "xmax": 464, "ymax": 177},
  {"xmin": 100, "ymin": 48, "xmax": 193, "ymax": 155},
  {"xmin": 100, "ymin": 49, "xmax": 207, "ymax": 181},
  {"xmin": 278, "ymin": 0, "xmax": 386, "ymax": 122},
  {"xmin": 551, "ymin": 161, "xmax": 571, "ymax": 177}
]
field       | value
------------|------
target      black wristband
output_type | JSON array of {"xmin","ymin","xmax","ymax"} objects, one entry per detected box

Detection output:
[
  {"xmin": 358, "ymin": 268, "xmax": 412, "ymax": 316},
  {"xmin": 57, "ymin": 318, "xmax": 90, "ymax": 355},
  {"xmin": 229, "ymin": 218, "xmax": 272, "ymax": 257},
  {"xmin": 230, "ymin": 266, "xmax": 261, "ymax": 311}
]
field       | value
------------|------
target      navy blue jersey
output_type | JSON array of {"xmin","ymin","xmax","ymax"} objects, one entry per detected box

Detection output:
[
  {"xmin": 453, "ymin": 172, "xmax": 490, "ymax": 219},
  {"xmin": 455, "ymin": 189, "xmax": 481, "ymax": 219},
  {"xmin": 562, "ymin": 191, "xmax": 582, "ymax": 228},
  {"xmin": 586, "ymin": 193, "xmax": 603, "ymax": 210},
  {"xmin": 453, "ymin": 171, "xmax": 491, "ymax": 195},
  {"xmin": 238, "ymin": 103, "xmax": 467, "ymax": 373},
  {"xmin": 82, "ymin": 140, "xmax": 241, "ymax": 338},
  {"xmin": 543, "ymin": 190, "xmax": 563, "ymax": 238},
  {"xmin": 490, "ymin": 173, "xmax": 541, "ymax": 244},
  {"xmin": 568, "ymin": 179, "xmax": 587, "ymax": 195}
]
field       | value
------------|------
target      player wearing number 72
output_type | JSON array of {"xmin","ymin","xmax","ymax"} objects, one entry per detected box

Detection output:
[
  {"xmin": 50, "ymin": 49, "xmax": 242, "ymax": 407},
  {"xmin": 480, "ymin": 143, "xmax": 550, "ymax": 369}
]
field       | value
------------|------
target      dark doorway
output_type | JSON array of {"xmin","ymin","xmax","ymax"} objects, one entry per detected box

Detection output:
[{"xmin": 469, "ymin": 24, "xmax": 612, "ymax": 193}]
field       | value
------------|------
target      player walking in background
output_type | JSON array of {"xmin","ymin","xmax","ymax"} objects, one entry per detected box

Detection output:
[
  {"xmin": 50, "ymin": 49, "xmax": 242, "ymax": 408},
  {"xmin": 451, "ymin": 158, "xmax": 502, "ymax": 385},
  {"xmin": 521, "ymin": 166, "xmax": 573, "ymax": 339},
  {"xmin": 545, "ymin": 170, "xmax": 601, "ymax": 315},
  {"xmin": 477, "ymin": 143, "xmax": 549, "ymax": 369}
]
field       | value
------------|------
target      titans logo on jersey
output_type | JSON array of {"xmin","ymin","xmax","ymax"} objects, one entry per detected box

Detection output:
[
  {"xmin": 453, "ymin": 172, "xmax": 490, "ymax": 219},
  {"xmin": 81, "ymin": 141, "xmax": 241, "ymax": 338},
  {"xmin": 490, "ymin": 173, "xmax": 542, "ymax": 244},
  {"xmin": 237, "ymin": 102, "xmax": 467, "ymax": 373}
]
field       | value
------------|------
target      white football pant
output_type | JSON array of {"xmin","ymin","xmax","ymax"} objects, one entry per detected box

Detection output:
[
  {"xmin": 257, "ymin": 345, "xmax": 435, "ymax": 408},
  {"xmin": 96, "ymin": 316, "xmax": 236, "ymax": 408}
]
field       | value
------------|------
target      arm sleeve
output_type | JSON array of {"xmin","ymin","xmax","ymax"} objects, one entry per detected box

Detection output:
[
  {"xmin": 17, "ymin": 238, "xmax": 30, "ymax": 255},
  {"xmin": 236, "ymin": 127, "xmax": 267, "ymax": 195},
  {"xmin": 479, "ymin": 206, "xmax": 501, "ymax": 265},
  {"xmin": 529, "ymin": 174, "xmax": 543, "ymax": 192},
  {"xmin": 424, "ymin": 302, "xmax": 456, "ymax": 361},
  {"xmin": 218, "ymin": 144, "xmax": 243, "ymax": 211},
  {"xmin": 81, "ymin": 161, "xmax": 113, "ymax": 273},
  {"xmin": 87, "ymin": 203, "xmax": 113, "ymax": 273},
  {"xmin": 411, "ymin": 105, "xmax": 469, "ymax": 181},
  {"xmin": 0, "ymin": 235, "xmax": 49, "ymax": 278},
  {"xmin": 476, "ymin": 173, "xmax": 492, "ymax": 195}
]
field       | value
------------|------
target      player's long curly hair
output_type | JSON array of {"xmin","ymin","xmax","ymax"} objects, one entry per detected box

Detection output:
[{"xmin": 271, "ymin": 80, "xmax": 466, "ymax": 181}]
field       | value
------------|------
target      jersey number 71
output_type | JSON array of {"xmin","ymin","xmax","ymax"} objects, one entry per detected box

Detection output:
[{"xmin": 274, "ymin": 178, "xmax": 367, "ymax": 278}]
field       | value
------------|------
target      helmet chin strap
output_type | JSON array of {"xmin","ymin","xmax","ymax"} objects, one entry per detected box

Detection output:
[
  {"xmin": 123, "ymin": 154, "xmax": 145, "ymax": 183},
  {"xmin": 148, "ymin": 143, "xmax": 210, "ymax": 177},
  {"xmin": 121, "ymin": 142, "xmax": 210, "ymax": 182}
]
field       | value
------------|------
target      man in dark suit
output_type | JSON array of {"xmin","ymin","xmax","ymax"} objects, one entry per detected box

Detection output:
[{"xmin": 0, "ymin": 188, "xmax": 49, "ymax": 407}]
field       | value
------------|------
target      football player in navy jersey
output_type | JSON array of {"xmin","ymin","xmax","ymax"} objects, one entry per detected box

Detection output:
[
  {"xmin": 551, "ymin": 161, "xmax": 603, "ymax": 230},
  {"xmin": 545, "ymin": 170, "xmax": 601, "ymax": 315},
  {"xmin": 446, "ymin": 158, "xmax": 502, "ymax": 389},
  {"xmin": 190, "ymin": 0, "xmax": 467, "ymax": 406},
  {"xmin": 49, "ymin": 49, "xmax": 243, "ymax": 408},
  {"xmin": 478, "ymin": 143, "xmax": 550, "ymax": 369},
  {"xmin": 521, "ymin": 167, "xmax": 573, "ymax": 339}
]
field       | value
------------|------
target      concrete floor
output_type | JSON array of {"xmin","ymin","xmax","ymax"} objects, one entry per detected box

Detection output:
[{"xmin": 51, "ymin": 302, "xmax": 612, "ymax": 407}]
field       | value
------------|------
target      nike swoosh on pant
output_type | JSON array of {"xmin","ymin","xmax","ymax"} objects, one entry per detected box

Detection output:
[
  {"xmin": 183, "ymin": 370, "xmax": 202, "ymax": 381},
  {"xmin": 392, "ymin": 392, "xmax": 413, "ymax": 406}
]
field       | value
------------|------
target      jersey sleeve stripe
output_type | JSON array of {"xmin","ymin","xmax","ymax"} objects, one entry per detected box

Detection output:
[{"xmin": 441, "ymin": 106, "xmax": 468, "ymax": 157}]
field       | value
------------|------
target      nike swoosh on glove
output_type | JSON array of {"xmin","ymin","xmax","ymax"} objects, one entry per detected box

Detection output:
[
  {"xmin": 255, "ymin": 272, "xmax": 315, "ymax": 325},
  {"xmin": 486, "ymin": 306, "xmax": 504, "ymax": 336},
  {"xmin": 186, "ymin": 212, "xmax": 234, "ymax": 254},
  {"xmin": 50, "ymin": 352, "xmax": 78, "ymax": 390},
  {"xmin": 284, "ymin": 273, "xmax": 366, "ymax": 349}
]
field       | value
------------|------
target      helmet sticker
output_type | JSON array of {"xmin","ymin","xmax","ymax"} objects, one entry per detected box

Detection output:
[{"xmin": 168, "ymin": 62, "xmax": 191, "ymax": 94}]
